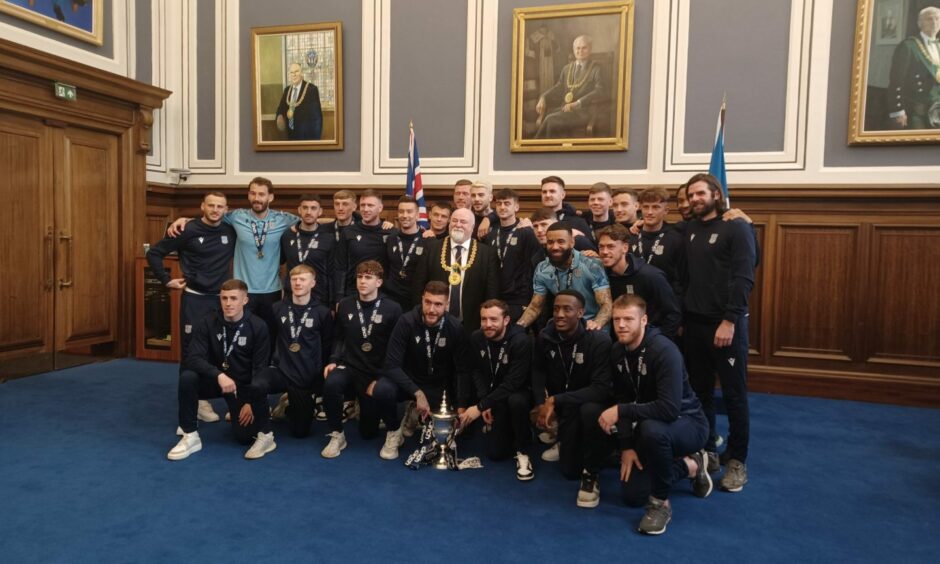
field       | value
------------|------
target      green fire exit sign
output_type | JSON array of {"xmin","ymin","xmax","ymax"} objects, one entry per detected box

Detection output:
[{"xmin": 54, "ymin": 82, "xmax": 77, "ymax": 101}]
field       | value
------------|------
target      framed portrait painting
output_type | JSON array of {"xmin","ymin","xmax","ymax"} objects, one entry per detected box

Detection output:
[
  {"xmin": 510, "ymin": 0, "xmax": 634, "ymax": 152},
  {"xmin": 0, "ymin": 0, "xmax": 102, "ymax": 45},
  {"xmin": 251, "ymin": 22, "xmax": 344, "ymax": 151},
  {"xmin": 848, "ymin": 0, "xmax": 940, "ymax": 144}
]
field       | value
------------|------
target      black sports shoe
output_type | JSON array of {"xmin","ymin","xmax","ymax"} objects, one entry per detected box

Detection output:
[
  {"xmin": 689, "ymin": 449, "xmax": 714, "ymax": 498},
  {"xmin": 707, "ymin": 450, "xmax": 720, "ymax": 474}
]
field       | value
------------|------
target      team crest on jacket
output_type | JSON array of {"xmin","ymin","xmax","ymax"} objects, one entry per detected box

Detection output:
[
  {"xmin": 221, "ymin": 236, "xmax": 229, "ymax": 244},
  {"xmin": 416, "ymin": 247, "xmax": 424, "ymax": 255},
  {"xmin": 709, "ymin": 233, "xmax": 719, "ymax": 244},
  {"xmin": 238, "ymin": 337, "xmax": 247, "ymax": 346},
  {"xmin": 575, "ymin": 353, "xmax": 584, "ymax": 364},
  {"xmin": 356, "ymin": 235, "xmax": 362, "ymax": 242},
  {"xmin": 549, "ymin": 350, "xmax": 556, "ymax": 358},
  {"xmin": 198, "ymin": 237, "xmax": 204, "ymax": 244}
]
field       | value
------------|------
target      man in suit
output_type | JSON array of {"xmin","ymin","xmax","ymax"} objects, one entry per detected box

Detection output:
[
  {"xmin": 412, "ymin": 207, "xmax": 499, "ymax": 333},
  {"xmin": 887, "ymin": 6, "xmax": 940, "ymax": 130},
  {"xmin": 276, "ymin": 62, "xmax": 323, "ymax": 140},
  {"xmin": 535, "ymin": 35, "xmax": 605, "ymax": 139}
]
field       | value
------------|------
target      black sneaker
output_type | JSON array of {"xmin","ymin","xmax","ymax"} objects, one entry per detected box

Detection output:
[
  {"xmin": 576, "ymin": 470, "xmax": 600, "ymax": 508},
  {"xmin": 689, "ymin": 449, "xmax": 713, "ymax": 498},
  {"xmin": 638, "ymin": 497, "xmax": 672, "ymax": 535}
]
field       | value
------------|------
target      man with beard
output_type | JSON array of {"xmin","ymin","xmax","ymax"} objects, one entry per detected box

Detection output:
[
  {"xmin": 167, "ymin": 178, "xmax": 298, "ymax": 344},
  {"xmin": 517, "ymin": 223, "xmax": 611, "ymax": 331},
  {"xmin": 148, "ymin": 192, "xmax": 236, "ymax": 424},
  {"xmin": 597, "ymin": 224, "xmax": 680, "ymax": 340},
  {"xmin": 483, "ymin": 188, "xmax": 542, "ymax": 323},
  {"xmin": 598, "ymin": 295, "xmax": 711, "ymax": 535},
  {"xmin": 168, "ymin": 279, "xmax": 274, "ymax": 461},
  {"xmin": 335, "ymin": 190, "xmax": 396, "ymax": 302},
  {"xmin": 280, "ymin": 194, "xmax": 336, "ymax": 306},
  {"xmin": 412, "ymin": 208, "xmax": 499, "ymax": 333},
  {"xmin": 259, "ymin": 265, "xmax": 332, "ymax": 438},
  {"xmin": 680, "ymin": 173, "xmax": 756, "ymax": 493},
  {"xmin": 459, "ymin": 299, "xmax": 535, "ymax": 480},
  {"xmin": 380, "ymin": 281, "xmax": 469, "ymax": 459},
  {"xmin": 383, "ymin": 196, "xmax": 426, "ymax": 312},
  {"xmin": 321, "ymin": 261, "xmax": 403, "ymax": 459},
  {"xmin": 533, "ymin": 290, "xmax": 612, "ymax": 506}
]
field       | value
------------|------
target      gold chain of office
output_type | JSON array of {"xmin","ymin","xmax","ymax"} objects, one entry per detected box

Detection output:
[
  {"xmin": 564, "ymin": 61, "xmax": 596, "ymax": 103},
  {"xmin": 286, "ymin": 82, "xmax": 311, "ymax": 120},
  {"xmin": 913, "ymin": 37, "xmax": 940, "ymax": 82},
  {"xmin": 439, "ymin": 237, "xmax": 478, "ymax": 286}
]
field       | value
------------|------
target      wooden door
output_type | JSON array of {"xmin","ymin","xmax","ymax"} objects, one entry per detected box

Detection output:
[
  {"xmin": 53, "ymin": 126, "xmax": 119, "ymax": 353},
  {"xmin": 0, "ymin": 112, "xmax": 55, "ymax": 375}
]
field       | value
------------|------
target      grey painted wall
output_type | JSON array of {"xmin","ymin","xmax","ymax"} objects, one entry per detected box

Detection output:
[
  {"xmin": 824, "ymin": 0, "xmax": 938, "ymax": 167},
  {"xmin": 493, "ymin": 0, "xmax": 653, "ymax": 172},
  {"xmin": 0, "ymin": 0, "xmax": 113, "ymax": 58},
  {"xmin": 684, "ymin": 0, "xmax": 789, "ymax": 153},
  {"xmin": 197, "ymin": 0, "xmax": 216, "ymax": 161},
  {"xmin": 388, "ymin": 0, "xmax": 467, "ymax": 159},
  {"xmin": 135, "ymin": 0, "xmax": 151, "ymax": 84},
  {"xmin": 239, "ymin": 0, "xmax": 361, "ymax": 173}
]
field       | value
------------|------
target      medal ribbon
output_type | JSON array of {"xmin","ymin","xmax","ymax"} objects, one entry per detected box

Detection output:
[
  {"xmin": 251, "ymin": 219, "xmax": 269, "ymax": 257},
  {"xmin": 356, "ymin": 299, "xmax": 382, "ymax": 341},
  {"xmin": 423, "ymin": 319, "xmax": 445, "ymax": 376},
  {"xmin": 288, "ymin": 306, "xmax": 311, "ymax": 343},
  {"xmin": 554, "ymin": 267, "xmax": 575, "ymax": 292},
  {"xmin": 486, "ymin": 340, "xmax": 507, "ymax": 385},
  {"xmin": 398, "ymin": 234, "xmax": 420, "ymax": 273},
  {"xmin": 558, "ymin": 343, "xmax": 579, "ymax": 390},
  {"xmin": 495, "ymin": 223, "xmax": 519, "ymax": 266},
  {"xmin": 637, "ymin": 232, "xmax": 665, "ymax": 265},
  {"xmin": 221, "ymin": 321, "xmax": 245, "ymax": 366},
  {"xmin": 295, "ymin": 230, "xmax": 320, "ymax": 263}
]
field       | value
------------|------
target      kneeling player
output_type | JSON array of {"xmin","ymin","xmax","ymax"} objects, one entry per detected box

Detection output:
[
  {"xmin": 168, "ymin": 279, "xmax": 275, "ymax": 460},
  {"xmin": 598, "ymin": 295, "xmax": 711, "ymax": 535}
]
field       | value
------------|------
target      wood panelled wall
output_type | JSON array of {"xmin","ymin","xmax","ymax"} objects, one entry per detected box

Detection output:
[{"xmin": 146, "ymin": 183, "xmax": 940, "ymax": 407}]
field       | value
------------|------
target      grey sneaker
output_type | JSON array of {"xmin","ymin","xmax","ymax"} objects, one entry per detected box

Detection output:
[
  {"xmin": 167, "ymin": 431, "xmax": 202, "ymax": 461},
  {"xmin": 719, "ymin": 459, "xmax": 748, "ymax": 492},
  {"xmin": 244, "ymin": 431, "xmax": 277, "ymax": 460},
  {"xmin": 541, "ymin": 442, "xmax": 560, "ymax": 462},
  {"xmin": 271, "ymin": 393, "xmax": 289, "ymax": 421},
  {"xmin": 197, "ymin": 400, "xmax": 220, "ymax": 422},
  {"xmin": 707, "ymin": 451, "xmax": 719, "ymax": 474},
  {"xmin": 379, "ymin": 428, "xmax": 405, "ymax": 460},
  {"xmin": 576, "ymin": 471, "xmax": 600, "ymax": 508},
  {"xmin": 638, "ymin": 497, "xmax": 672, "ymax": 535},
  {"xmin": 314, "ymin": 396, "xmax": 327, "ymax": 422},
  {"xmin": 689, "ymin": 449, "xmax": 713, "ymax": 498}
]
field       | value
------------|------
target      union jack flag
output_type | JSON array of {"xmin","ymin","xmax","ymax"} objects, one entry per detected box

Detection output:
[{"xmin": 406, "ymin": 123, "xmax": 429, "ymax": 228}]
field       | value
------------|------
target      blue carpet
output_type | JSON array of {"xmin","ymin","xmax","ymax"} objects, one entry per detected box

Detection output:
[{"xmin": 0, "ymin": 359, "xmax": 937, "ymax": 563}]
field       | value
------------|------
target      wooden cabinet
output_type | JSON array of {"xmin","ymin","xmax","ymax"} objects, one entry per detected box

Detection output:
[{"xmin": 135, "ymin": 257, "xmax": 181, "ymax": 362}]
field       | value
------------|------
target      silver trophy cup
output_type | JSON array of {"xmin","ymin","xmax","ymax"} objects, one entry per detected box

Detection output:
[{"xmin": 430, "ymin": 391, "xmax": 458, "ymax": 470}]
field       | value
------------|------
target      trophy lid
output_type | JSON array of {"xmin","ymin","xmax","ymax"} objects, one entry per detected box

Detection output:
[{"xmin": 431, "ymin": 391, "xmax": 455, "ymax": 419}]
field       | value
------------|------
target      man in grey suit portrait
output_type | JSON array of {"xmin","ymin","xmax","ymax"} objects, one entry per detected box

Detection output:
[{"xmin": 534, "ymin": 35, "xmax": 605, "ymax": 139}]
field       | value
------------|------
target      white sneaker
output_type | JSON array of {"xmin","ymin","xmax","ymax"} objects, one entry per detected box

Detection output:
[
  {"xmin": 379, "ymin": 428, "xmax": 405, "ymax": 460},
  {"xmin": 176, "ymin": 426, "xmax": 184, "ymax": 436},
  {"xmin": 197, "ymin": 400, "xmax": 220, "ymax": 422},
  {"xmin": 244, "ymin": 431, "xmax": 277, "ymax": 460},
  {"xmin": 321, "ymin": 431, "xmax": 347, "ymax": 458},
  {"xmin": 516, "ymin": 452, "xmax": 534, "ymax": 481},
  {"xmin": 271, "ymin": 393, "xmax": 289, "ymax": 420},
  {"xmin": 538, "ymin": 431, "xmax": 557, "ymax": 445},
  {"xmin": 541, "ymin": 442, "xmax": 560, "ymax": 462},
  {"xmin": 400, "ymin": 401, "xmax": 419, "ymax": 437},
  {"xmin": 167, "ymin": 431, "xmax": 202, "ymax": 461}
]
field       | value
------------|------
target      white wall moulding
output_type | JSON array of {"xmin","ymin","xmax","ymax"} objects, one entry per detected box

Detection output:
[
  {"xmin": 367, "ymin": 0, "xmax": 483, "ymax": 174},
  {"xmin": 663, "ymin": 0, "xmax": 813, "ymax": 172}
]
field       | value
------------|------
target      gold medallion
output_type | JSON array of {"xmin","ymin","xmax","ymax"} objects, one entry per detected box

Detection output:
[
  {"xmin": 289, "ymin": 343, "xmax": 301, "ymax": 353},
  {"xmin": 222, "ymin": 361, "xmax": 229, "ymax": 371},
  {"xmin": 448, "ymin": 272, "xmax": 462, "ymax": 286},
  {"xmin": 564, "ymin": 92, "xmax": 574, "ymax": 104},
  {"xmin": 257, "ymin": 251, "xmax": 264, "ymax": 259},
  {"xmin": 361, "ymin": 342, "xmax": 373, "ymax": 352},
  {"xmin": 287, "ymin": 108, "xmax": 294, "ymax": 120}
]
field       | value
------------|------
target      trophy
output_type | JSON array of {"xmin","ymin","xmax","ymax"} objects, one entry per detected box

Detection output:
[{"xmin": 429, "ymin": 391, "xmax": 458, "ymax": 470}]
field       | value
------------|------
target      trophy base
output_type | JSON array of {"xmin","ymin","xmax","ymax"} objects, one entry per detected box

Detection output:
[{"xmin": 432, "ymin": 447, "xmax": 457, "ymax": 470}]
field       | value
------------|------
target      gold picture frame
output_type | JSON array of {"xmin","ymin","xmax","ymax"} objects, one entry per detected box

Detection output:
[
  {"xmin": 0, "ymin": 0, "xmax": 103, "ymax": 46},
  {"xmin": 848, "ymin": 0, "xmax": 940, "ymax": 145},
  {"xmin": 510, "ymin": 0, "xmax": 634, "ymax": 153},
  {"xmin": 250, "ymin": 22, "xmax": 344, "ymax": 151}
]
